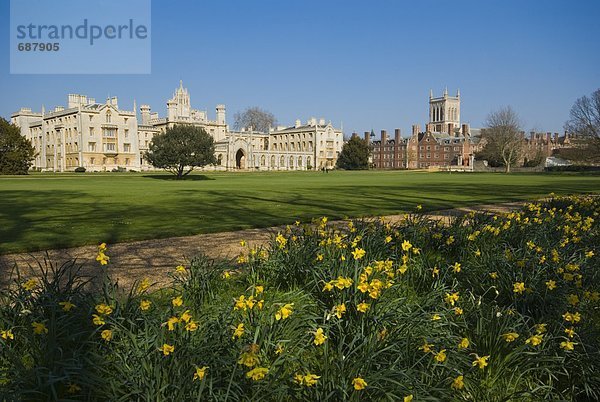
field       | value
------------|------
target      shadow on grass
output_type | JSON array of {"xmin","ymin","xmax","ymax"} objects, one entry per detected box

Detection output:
[{"xmin": 142, "ymin": 174, "xmax": 215, "ymax": 181}]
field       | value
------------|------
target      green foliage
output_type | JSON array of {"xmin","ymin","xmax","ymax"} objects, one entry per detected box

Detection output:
[
  {"xmin": 1, "ymin": 195, "xmax": 599, "ymax": 400},
  {"xmin": 336, "ymin": 136, "xmax": 370, "ymax": 170},
  {"xmin": 0, "ymin": 117, "xmax": 36, "ymax": 175},
  {"xmin": 145, "ymin": 124, "xmax": 217, "ymax": 179}
]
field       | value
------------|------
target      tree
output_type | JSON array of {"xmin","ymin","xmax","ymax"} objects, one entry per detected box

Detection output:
[
  {"xmin": 0, "ymin": 117, "xmax": 36, "ymax": 175},
  {"xmin": 336, "ymin": 135, "xmax": 370, "ymax": 170},
  {"xmin": 478, "ymin": 106, "xmax": 524, "ymax": 173},
  {"xmin": 233, "ymin": 107, "xmax": 276, "ymax": 133},
  {"xmin": 145, "ymin": 125, "xmax": 217, "ymax": 179},
  {"xmin": 563, "ymin": 89, "xmax": 600, "ymax": 163}
]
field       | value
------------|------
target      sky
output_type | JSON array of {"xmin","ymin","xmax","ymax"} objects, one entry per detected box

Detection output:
[{"xmin": 1, "ymin": 0, "xmax": 599, "ymax": 138}]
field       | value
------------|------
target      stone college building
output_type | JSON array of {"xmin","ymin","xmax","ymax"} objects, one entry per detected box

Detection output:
[{"xmin": 11, "ymin": 82, "xmax": 343, "ymax": 172}]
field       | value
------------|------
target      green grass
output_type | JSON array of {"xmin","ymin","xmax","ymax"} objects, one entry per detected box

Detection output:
[{"xmin": 1, "ymin": 170, "xmax": 599, "ymax": 254}]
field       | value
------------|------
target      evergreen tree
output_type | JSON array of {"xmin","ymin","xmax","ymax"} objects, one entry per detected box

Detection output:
[
  {"xmin": 336, "ymin": 135, "xmax": 370, "ymax": 170},
  {"xmin": 145, "ymin": 125, "xmax": 217, "ymax": 179},
  {"xmin": 0, "ymin": 118, "xmax": 36, "ymax": 175}
]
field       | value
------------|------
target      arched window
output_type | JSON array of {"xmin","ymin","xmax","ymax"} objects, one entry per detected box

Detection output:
[
  {"xmin": 260, "ymin": 155, "xmax": 266, "ymax": 166},
  {"xmin": 271, "ymin": 155, "xmax": 275, "ymax": 168},
  {"xmin": 106, "ymin": 110, "xmax": 112, "ymax": 123},
  {"xmin": 289, "ymin": 156, "xmax": 294, "ymax": 168},
  {"xmin": 217, "ymin": 154, "xmax": 223, "ymax": 165}
]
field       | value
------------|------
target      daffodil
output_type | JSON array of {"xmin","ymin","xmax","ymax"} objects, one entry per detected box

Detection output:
[
  {"xmin": 333, "ymin": 303, "xmax": 346, "ymax": 319},
  {"xmin": 526, "ymin": 334, "xmax": 543, "ymax": 346},
  {"xmin": 175, "ymin": 265, "xmax": 186, "ymax": 273},
  {"xmin": 401, "ymin": 240, "xmax": 412, "ymax": 251},
  {"xmin": 352, "ymin": 377, "xmax": 367, "ymax": 390},
  {"xmin": 560, "ymin": 340, "xmax": 576, "ymax": 351},
  {"xmin": 160, "ymin": 343, "xmax": 175, "ymax": 356},
  {"xmin": 472, "ymin": 354, "xmax": 490, "ymax": 369},
  {"xmin": 452, "ymin": 262, "xmax": 461, "ymax": 273},
  {"xmin": 313, "ymin": 328, "xmax": 327, "ymax": 345},
  {"xmin": 275, "ymin": 303, "xmax": 294, "ymax": 320},
  {"xmin": 501, "ymin": 332, "xmax": 519, "ymax": 342},
  {"xmin": 434, "ymin": 349, "xmax": 447, "ymax": 363},
  {"xmin": 193, "ymin": 366, "xmax": 208, "ymax": 381},
  {"xmin": 32, "ymin": 322, "xmax": 48, "ymax": 335},
  {"xmin": 95, "ymin": 303, "xmax": 113, "ymax": 315},
  {"xmin": 163, "ymin": 316, "xmax": 178, "ymax": 331},
  {"xmin": 1, "ymin": 329, "xmax": 14, "ymax": 340},
  {"xmin": 233, "ymin": 323, "xmax": 245, "ymax": 339},
  {"xmin": 513, "ymin": 282, "xmax": 526, "ymax": 294},
  {"xmin": 246, "ymin": 367, "xmax": 269, "ymax": 381},
  {"xmin": 458, "ymin": 338, "xmax": 469, "ymax": 349},
  {"xmin": 59, "ymin": 301, "xmax": 75, "ymax": 312},
  {"xmin": 92, "ymin": 314, "xmax": 105, "ymax": 326},
  {"xmin": 172, "ymin": 296, "xmax": 183, "ymax": 307},
  {"xmin": 562, "ymin": 312, "xmax": 581, "ymax": 323},
  {"xmin": 545, "ymin": 280, "xmax": 557, "ymax": 290},
  {"xmin": 444, "ymin": 292, "xmax": 460, "ymax": 306},
  {"xmin": 352, "ymin": 248, "xmax": 366, "ymax": 260},
  {"xmin": 404, "ymin": 395, "xmax": 413, "ymax": 402},
  {"xmin": 101, "ymin": 329, "xmax": 113, "ymax": 341},
  {"xmin": 140, "ymin": 300, "xmax": 152, "ymax": 311},
  {"xmin": 452, "ymin": 375, "xmax": 464, "ymax": 390},
  {"xmin": 21, "ymin": 279, "xmax": 37, "ymax": 291},
  {"xmin": 357, "ymin": 302, "xmax": 370, "ymax": 313}
]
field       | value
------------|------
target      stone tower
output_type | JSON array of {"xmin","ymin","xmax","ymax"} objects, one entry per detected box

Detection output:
[
  {"xmin": 429, "ymin": 88, "xmax": 460, "ymax": 133},
  {"xmin": 167, "ymin": 80, "xmax": 191, "ymax": 120}
]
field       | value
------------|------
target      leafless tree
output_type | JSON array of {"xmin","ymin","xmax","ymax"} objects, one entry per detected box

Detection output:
[
  {"xmin": 233, "ymin": 107, "xmax": 276, "ymax": 133},
  {"xmin": 479, "ymin": 106, "xmax": 523, "ymax": 173},
  {"xmin": 563, "ymin": 89, "xmax": 600, "ymax": 162}
]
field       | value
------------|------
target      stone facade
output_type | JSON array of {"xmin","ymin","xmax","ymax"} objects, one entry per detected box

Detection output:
[{"xmin": 11, "ymin": 82, "xmax": 343, "ymax": 172}]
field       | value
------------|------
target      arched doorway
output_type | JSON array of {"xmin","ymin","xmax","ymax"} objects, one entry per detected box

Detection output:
[{"xmin": 236, "ymin": 149, "xmax": 246, "ymax": 169}]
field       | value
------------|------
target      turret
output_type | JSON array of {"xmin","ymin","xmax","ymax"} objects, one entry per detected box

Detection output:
[
  {"xmin": 216, "ymin": 104, "xmax": 226, "ymax": 125},
  {"xmin": 140, "ymin": 104, "xmax": 151, "ymax": 125}
]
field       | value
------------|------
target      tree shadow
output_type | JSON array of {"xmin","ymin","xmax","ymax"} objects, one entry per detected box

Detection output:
[{"xmin": 142, "ymin": 174, "xmax": 215, "ymax": 181}]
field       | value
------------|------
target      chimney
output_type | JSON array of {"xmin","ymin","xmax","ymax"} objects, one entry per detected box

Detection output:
[
  {"xmin": 319, "ymin": 118, "xmax": 325, "ymax": 125},
  {"xmin": 546, "ymin": 132, "xmax": 551, "ymax": 142},
  {"xmin": 364, "ymin": 131, "xmax": 370, "ymax": 143},
  {"xmin": 381, "ymin": 130, "xmax": 388, "ymax": 143},
  {"xmin": 295, "ymin": 119, "xmax": 301, "ymax": 128},
  {"xmin": 351, "ymin": 132, "xmax": 358, "ymax": 139},
  {"xmin": 530, "ymin": 131, "xmax": 535, "ymax": 141},
  {"xmin": 394, "ymin": 128, "xmax": 401, "ymax": 143},
  {"xmin": 462, "ymin": 124, "xmax": 469, "ymax": 136},
  {"xmin": 412, "ymin": 124, "xmax": 420, "ymax": 136},
  {"xmin": 554, "ymin": 133, "xmax": 558, "ymax": 142}
]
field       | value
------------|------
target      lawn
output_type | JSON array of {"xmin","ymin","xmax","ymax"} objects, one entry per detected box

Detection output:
[{"xmin": 1, "ymin": 170, "xmax": 599, "ymax": 254}]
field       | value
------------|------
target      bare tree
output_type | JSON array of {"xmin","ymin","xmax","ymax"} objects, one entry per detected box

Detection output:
[
  {"xmin": 479, "ymin": 106, "xmax": 523, "ymax": 173},
  {"xmin": 233, "ymin": 107, "xmax": 276, "ymax": 133},
  {"xmin": 563, "ymin": 89, "xmax": 600, "ymax": 162}
]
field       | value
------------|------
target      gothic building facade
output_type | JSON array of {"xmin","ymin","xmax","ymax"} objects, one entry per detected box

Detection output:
[{"xmin": 11, "ymin": 82, "xmax": 343, "ymax": 172}]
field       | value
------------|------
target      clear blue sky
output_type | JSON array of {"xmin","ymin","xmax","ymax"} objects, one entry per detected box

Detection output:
[{"xmin": 1, "ymin": 0, "xmax": 599, "ymax": 137}]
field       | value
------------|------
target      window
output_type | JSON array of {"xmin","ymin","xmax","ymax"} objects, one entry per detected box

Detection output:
[
  {"xmin": 89, "ymin": 127, "xmax": 94, "ymax": 136},
  {"xmin": 123, "ymin": 144, "xmax": 131, "ymax": 152},
  {"xmin": 125, "ymin": 158, "xmax": 130, "ymax": 166},
  {"xmin": 103, "ymin": 128, "xmax": 116, "ymax": 137},
  {"xmin": 124, "ymin": 129, "xmax": 129, "ymax": 138},
  {"xmin": 104, "ymin": 143, "xmax": 116, "ymax": 152},
  {"xmin": 106, "ymin": 111, "xmax": 111, "ymax": 123},
  {"xmin": 88, "ymin": 142, "xmax": 96, "ymax": 152},
  {"xmin": 90, "ymin": 157, "xmax": 95, "ymax": 165}
]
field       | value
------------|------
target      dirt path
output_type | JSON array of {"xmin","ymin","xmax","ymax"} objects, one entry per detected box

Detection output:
[{"xmin": 0, "ymin": 201, "xmax": 525, "ymax": 289}]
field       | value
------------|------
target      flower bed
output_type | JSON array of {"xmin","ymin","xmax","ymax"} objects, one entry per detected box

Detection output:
[{"xmin": 1, "ymin": 195, "xmax": 599, "ymax": 400}]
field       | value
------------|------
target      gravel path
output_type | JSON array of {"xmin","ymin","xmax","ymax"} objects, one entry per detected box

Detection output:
[{"xmin": 0, "ymin": 201, "xmax": 525, "ymax": 289}]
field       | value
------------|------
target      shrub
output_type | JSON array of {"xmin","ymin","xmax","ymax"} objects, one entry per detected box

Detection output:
[{"xmin": 74, "ymin": 167, "xmax": 86, "ymax": 173}]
